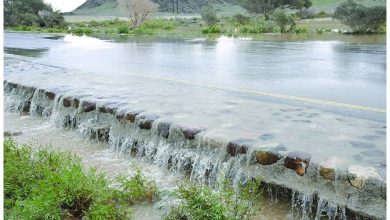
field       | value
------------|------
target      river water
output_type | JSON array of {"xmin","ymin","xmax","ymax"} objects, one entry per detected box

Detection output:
[{"xmin": 3, "ymin": 32, "xmax": 386, "ymax": 219}]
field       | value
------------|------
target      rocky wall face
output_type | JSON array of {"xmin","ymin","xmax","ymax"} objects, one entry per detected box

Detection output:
[{"xmin": 3, "ymin": 80, "xmax": 386, "ymax": 219}]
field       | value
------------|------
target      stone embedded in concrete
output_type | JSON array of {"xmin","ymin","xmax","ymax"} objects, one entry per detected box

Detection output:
[
  {"xmin": 73, "ymin": 98, "xmax": 80, "ymax": 108},
  {"xmin": 80, "ymin": 100, "xmax": 96, "ymax": 113},
  {"xmin": 227, "ymin": 139, "xmax": 254, "ymax": 156},
  {"xmin": 157, "ymin": 121, "xmax": 171, "ymax": 138},
  {"xmin": 115, "ymin": 110, "xmax": 125, "ymax": 120},
  {"xmin": 137, "ymin": 113, "xmax": 159, "ymax": 130},
  {"xmin": 98, "ymin": 106, "xmax": 108, "ymax": 113},
  {"xmin": 107, "ymin": 106, "xmax": 119, "ymax": 114},
  {"xmin": 125, "ymin": 109, "xmax": 145, "ymax": 122},
  {"xmin": 182, "ymin": 127, "xmax": 205, "ymax": 140},
  {"xmin": 284, "ymin": 151, "xmax": 311, "ymax": 176},
  {"xmin": 319, "ymin": 166, "xmax": 335, "ymax": 181},
  {"xmin": 44, "ymin": 90, "xmax": 56, "ymax": 100},
  {"xmin": 96, "ymin": 102, "xmax": 118, "ymax": 114},
  {"xmin": 63, "ymin": 97, "xmax": 72, "ymax": 108},
  {"xmin": 255, "ymin": 151, "xmax": 280, "ymax": 165},
  {"xmin": 347, "ymin": 165, "xmax": 382, "ymax": 189}
]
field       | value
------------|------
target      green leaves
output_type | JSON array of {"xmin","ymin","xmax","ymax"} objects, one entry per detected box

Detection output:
[
  {"xmin": 4, "ymin": 139, "xmax": 158, "ymax": 219},
  {"xmin": 115, "ymin": 169, "xmax": 160, "ymax": 203},
  {"xmin": 334, "ymin": 0, "xmax": 386, "ymax": 33},
  {"xmin": 164, "ymin": 178, "xmax": 263, "ymax": 220}
]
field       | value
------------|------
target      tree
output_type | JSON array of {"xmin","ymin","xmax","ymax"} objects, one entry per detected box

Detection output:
[
  {"xmin": 238, "ymin": 0, "xmax": 309, "ymax": 20},
  {"xmin": 238, "ymin": 0, "xmax": 280, "ymax": 19},
  {"xmin": 4, "ymin": 0, "xmax": 63, "ymax": 27},
  {"xmin": 118, "ymin": 0, "xmax": 159, "ymax": 28},
  {"xmin": 334, "ymin": 0, "xmax": 386, "ymax": 33},
  {"xmin": 273, "ymin": 10, "xmax": 296, "ymax": 32},
  {"xmin": 288, "ymin": 0, "xmax": 312, "ymax": 13},
  {"xmin": 200, "ymin": 7, "xmax": 219, "ymax": 26}
]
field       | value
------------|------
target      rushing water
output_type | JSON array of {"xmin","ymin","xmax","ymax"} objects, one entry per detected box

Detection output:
[
  {"xmin": 3, "ymin": 32, "xmax": 386, "ymax": 219},
  {"xmin": 4, "ymin": 112, "xmax": 293, "ymax": 219}
]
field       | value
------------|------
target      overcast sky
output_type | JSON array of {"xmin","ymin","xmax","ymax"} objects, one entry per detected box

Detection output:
[{"xmin": 44, "ymin": 0, "xmax": 87, "ymax": 12}]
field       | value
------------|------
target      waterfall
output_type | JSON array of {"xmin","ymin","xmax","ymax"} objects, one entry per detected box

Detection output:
[{"xmin": 4, "ymin": 81, "xmax": 385, "ymax": 220}]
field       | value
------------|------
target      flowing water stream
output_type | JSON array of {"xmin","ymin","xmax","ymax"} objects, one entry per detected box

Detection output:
[{"xmin": 4, "ymin": 32, "xmax": 386, "ymax": 219}]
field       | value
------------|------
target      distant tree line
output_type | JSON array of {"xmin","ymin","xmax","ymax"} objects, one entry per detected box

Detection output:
[{"xmin": 4, "ymin": 0, "xmax": 64, "ymax": 27}]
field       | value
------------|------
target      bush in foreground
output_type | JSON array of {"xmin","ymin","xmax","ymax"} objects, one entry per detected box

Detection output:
[
  {"xmin": 4, "ymin": 139, "xmax": 159, "ymax": 219},
  {"xmin": 164, "ymin": 179, "xmax": 262, "ymax": 220}
]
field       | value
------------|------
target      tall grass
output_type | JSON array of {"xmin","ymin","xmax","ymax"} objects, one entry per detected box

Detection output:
[{"xmin": 4, "ymin": 139, "xmax": 159, "ymax": 219}]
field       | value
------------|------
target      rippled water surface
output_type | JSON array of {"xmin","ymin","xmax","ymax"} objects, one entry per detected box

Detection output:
[
  {"xmin": 3, "ymin": 31, "xmax": 386, "ymax": 219},
  {"xmin": 4, "ymin": 32, "xmax": 386, "ymax": 109},
  {"xmin": 4, "ymin": 32, "xmax": 386, "ymax": 175}
]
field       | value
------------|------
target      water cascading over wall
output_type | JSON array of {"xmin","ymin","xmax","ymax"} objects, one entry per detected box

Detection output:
[{"xmin": 3, "ymin": 80, "xmax": 386, "ymax": 220}]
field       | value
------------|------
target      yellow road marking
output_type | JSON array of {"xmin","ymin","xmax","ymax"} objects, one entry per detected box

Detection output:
[
  {"xmin": 140, "ymin": 75, "xmax": 386, "ymax": 113},
  {"xmin": 7, "ymin": 56, "xmax": 386, "ymax": 113}
]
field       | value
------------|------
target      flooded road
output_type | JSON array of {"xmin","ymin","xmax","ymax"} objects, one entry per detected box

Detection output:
[
  {"xmin": 3, "ymin": 32, "xmax": 386, "ymax": 219},
  {"xmin": 4, "ymin": 32, "xmax": 386, "ymax": 109}
]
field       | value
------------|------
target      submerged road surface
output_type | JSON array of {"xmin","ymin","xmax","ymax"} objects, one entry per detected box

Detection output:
[{"xmin": 3, "ymin": 32, "xmax": 387, "ymax": 218}]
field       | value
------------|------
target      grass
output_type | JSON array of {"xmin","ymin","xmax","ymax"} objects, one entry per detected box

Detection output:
[
  {"xmin": 4, "ymin": 139, "xmax": 159, "ymax": 219},
  {"xmin": 164, "ymin": 179, "xmax": 263, "ymax": 220}
]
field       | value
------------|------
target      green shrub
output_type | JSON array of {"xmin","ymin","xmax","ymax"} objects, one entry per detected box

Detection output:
[
  {"xmin": 142, "ymin": 19, "xmax": 176, "ymax": 30},
  {"xmin": 202, "ymin": 25, "xmax": 221, "ymax": 34},
  {"xmin": 294, "ymin": 27, "xmax": 308, "ymax": 34},
  {"xmin": 72, "ymin": 27, "xmax": 84, "ymax": 35},
  {"xmin": 239, "ymin": 17, "xmax": 279, "ymax": 34},
  {"xmin": 84, "ymin": 28, "xmax": 93, "ymax": 35},
  {"xmin": 115, "ymin": 169, "xmax": 159, "ymax": 203},
  {"xmin": 201, "ymin": 7, "xmax": 219, "ymax": 26},
  {"xmin": 164, "ymin": 178, "xmax": 262, "ymax": 220},
  {"xmin": 233, "ymin": 14, "xmax": 250, "ymax": 25},
  {"xmin": 118, "ymin": 25, "xmax": 129, "ymax": 34},
  {"xmin": 272, "ymin": 10, "xmax": 296, "ymax": 33},
  {"xmin": 317, "ymin": 11, "xmax": 328, "ymax": 18},
  {"xmin": 4, "ymin": 139, "xmax": 159, "ymax": 219},
  {"xmin": 334, "ymin": 0, "xmax": 386, "ymax": 34}
]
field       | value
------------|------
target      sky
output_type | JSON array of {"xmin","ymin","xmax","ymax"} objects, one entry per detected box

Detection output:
[{"xmin": 44, "ymin": 0, "xmax": 87, "ymax": 12}]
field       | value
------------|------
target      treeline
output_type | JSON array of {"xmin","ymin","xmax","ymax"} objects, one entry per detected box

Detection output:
[
  {"xmin": 4, "ymin": 0, "xmax": 386, "ymax": 34},
  {"xmin": 4, "ymin": 0, "xmax": 64, "ymax": 27}
]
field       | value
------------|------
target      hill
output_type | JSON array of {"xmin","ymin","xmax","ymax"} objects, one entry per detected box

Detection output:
[
  {"xmin": 73, "ymin": 0, "xmax": 238, "ymax": 15},
  {"xmin": 71, "ymin": 0, "xmax": 386, "ymax": 16}
]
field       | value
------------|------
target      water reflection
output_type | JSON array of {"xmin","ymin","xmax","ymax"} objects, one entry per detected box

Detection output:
[
  {"xmin": 3, "ymin": 32, "xmax": 386, "ymax": 108},
  {"xmin": 4, "ymin": 47, "xmax": 48, "ymax": 57}
]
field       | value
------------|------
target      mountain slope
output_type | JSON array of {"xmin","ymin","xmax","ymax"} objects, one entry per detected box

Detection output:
[
  {"xmin": 74, "ymin": 0, "xmax": 236, "ymax": 14},
  {"xmin": 72, "ymin": 0, "xmax": 386, "ymax": 16}
]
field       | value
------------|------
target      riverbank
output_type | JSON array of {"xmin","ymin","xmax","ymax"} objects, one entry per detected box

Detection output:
[{"xmin": 5, "ymin": 16, "xmax": 385, "ymax": 43}]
